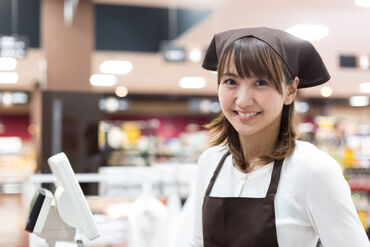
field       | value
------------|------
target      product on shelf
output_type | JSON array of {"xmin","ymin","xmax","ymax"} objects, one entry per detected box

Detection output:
[{"xmin": 98, "ymin": 119, "xmax": 210, "ymax": 166}]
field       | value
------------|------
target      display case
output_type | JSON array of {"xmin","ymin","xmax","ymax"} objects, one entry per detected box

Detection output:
[
  {"xmin": 0, "ymin": 137, "xmax": 36, "ymax": 194},
  {"xmin": 98, "ymin": 118, "xmax": 210, "ymax": 166}
]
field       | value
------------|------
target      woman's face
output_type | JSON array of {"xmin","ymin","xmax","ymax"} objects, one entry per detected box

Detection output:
[{"xmin": 218, "ymin": 63, "xmax": 296, "ymax": 139}]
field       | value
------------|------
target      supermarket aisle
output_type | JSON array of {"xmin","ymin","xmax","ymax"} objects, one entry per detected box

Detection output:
[{"xmin": 0, "ymin": 194, "xmax": 28, "ymax": 247}]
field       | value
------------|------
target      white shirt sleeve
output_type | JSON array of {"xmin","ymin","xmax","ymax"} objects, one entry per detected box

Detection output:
[
  {"xmin": 305, "ymin": 152, "xmax": 370, "ymax": 247},
  {"xmin": 189, "ymin": 151, "xmax": 207, "ymax": 247},
  {"xmin": 189, "ymin": 170, "xmax": 204, "ymax": 247}
]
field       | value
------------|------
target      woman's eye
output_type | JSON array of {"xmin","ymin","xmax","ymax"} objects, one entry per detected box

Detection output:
[
  {"xmin": 223, "ymin": 79, "xmax": 237, "ymax": 85},
  {"xmin": 255, "ymin": 80, "xmax": 268, "ymax": 86}
]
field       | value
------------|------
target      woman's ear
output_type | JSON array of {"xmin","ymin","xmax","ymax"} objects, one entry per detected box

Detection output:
[{"xmin": 284, "ymin": 77, "xmax": 299, "ymax": 105}]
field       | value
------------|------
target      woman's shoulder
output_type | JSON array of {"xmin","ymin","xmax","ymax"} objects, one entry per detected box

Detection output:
[
  {"xmin": 198, "ymin": 144, "xmax": 228, "ymax": 163},
  {"xmin": 197, "ymin": 145, "xmax": 229, "ymax": 172},
  {"xmin": 290, "ymin": 140, "xmax": 343, "ymax": 175}
]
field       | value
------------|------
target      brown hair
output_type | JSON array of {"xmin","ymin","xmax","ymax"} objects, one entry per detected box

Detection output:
[{"xmin": 206, "ymin": 37, "xmax": 297, "ymax": 170}]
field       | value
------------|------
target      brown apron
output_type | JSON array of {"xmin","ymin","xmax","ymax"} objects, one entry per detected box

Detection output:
[{"xmin": 202, "ymin": 152, "xmax": 284, "ymax": 247}]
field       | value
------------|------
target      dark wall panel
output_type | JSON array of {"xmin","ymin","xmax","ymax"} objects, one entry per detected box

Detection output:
[
  {"xmin": 0, "ymin": 2, "xmax": 211, "ymax": 51},
  {"xmin": 0, "ymin": 0, "xmax": 12, "ymax": 35},
  {"xmin": 0, "ymin": 0, "xmax": 40, "ymax": 48},
  {"xmin": 41, "ymin": 91, "xmax": 106, "ymax": 174},
  {"xmin": 177, "ymin": 8, "xmax": 211, "ymax": 37},
  {"xmin": 95, "ymin": 4, "xmax": 211, "ymax": 52},
  {"xmin": 95, "ymin": 5, "xmax": 168, "ymax": 52},
  {"xmin": 18, "ymin": 0, "xmax": 40, "ymax": 48}
]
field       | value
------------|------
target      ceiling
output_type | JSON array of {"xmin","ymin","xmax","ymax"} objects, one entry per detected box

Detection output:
[{"xmin": 2, "ymin": 0, "xmax": 370, "ymax": 99}]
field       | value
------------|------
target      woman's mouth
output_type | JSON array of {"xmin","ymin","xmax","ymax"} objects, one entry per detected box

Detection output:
[{"xmin": 234, "ymin": 111, "xmax": 261, "ymax": 120}]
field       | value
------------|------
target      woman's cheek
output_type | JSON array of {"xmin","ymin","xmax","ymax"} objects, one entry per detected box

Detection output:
[{"xmin": 218, "ymin": 93, "xmax": 230, "ymax": 109}]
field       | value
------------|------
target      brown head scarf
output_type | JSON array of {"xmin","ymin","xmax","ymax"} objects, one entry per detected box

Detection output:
[{"xmin": 202, "ymin": 27, "xmax": 330, "ymax": 88}]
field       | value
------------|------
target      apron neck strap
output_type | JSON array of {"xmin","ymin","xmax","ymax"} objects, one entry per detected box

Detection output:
[
  {"xmin": 266, "ymin": 159, "xmax": 284, "ymax": 198},
  {"xmin": 205, "ymin": 151, "xmax": 230, "ymax": 196},
  {"xmin": 205, "ymin": 151, "xmax": 284, "ymax": 198}
]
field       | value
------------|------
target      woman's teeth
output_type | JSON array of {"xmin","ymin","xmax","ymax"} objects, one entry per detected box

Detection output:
[{"xmin": 237, "ymin": 112, "xmax": 258, "ymax": 118}]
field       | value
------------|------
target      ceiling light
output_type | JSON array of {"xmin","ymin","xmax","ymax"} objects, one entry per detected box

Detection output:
[
  {"xmin": 0, "ymin": 137, "xmax": 22, "ymax": 154},
  {"xmin": 0, "ymin": 72, "xmax": 19, "ymax": 84},
  {"xmin": 349, "ymin": 96, "xmax": 369, "ymax": 107},
  {"xmin": 359, "ymin": 82, "xmax": 370, "ymax": 93},
  {"xmin": 359, "ymin": 55, "xmax": 369, "ymax": 70},
  {"xmin": 285, "ymin": 24, "xmax": 329, "ymax": 41},
  {"xmin": 115, "ymin": 86, "xmax": 128, "ymax": 97},
  {"xmin": 0, "ymin": 57, "xmax": 17, "ymax": 70},
  {"xmin": 0, "ymin": 92, "xmax": 29, "ymax": 105},
  {"xmin": 0, "ymin": 36, "xmax": 27, "ymax": 58},
  {"xmin": 320, "ymin": 86, "xmax": 333, "ymax": 97},
  {"xmin": 354, "ymin": 0, "xmax": 370, "ymax": 7},
  {"xmin": 198, "ymin": 99, "xmax": 221, "ymax": 113},
  {"xmin": 11, "ymin": 92, "xmax": 28, "ymax": 104},
  {"xmin": 295, "ymin": 101, "xmax": 310, "ymax": 113},
  {"xmin": 104, "ymin": 97, "xmax": 119, "ymax": 112},
  {"xmin": 89, "ymin": 74, "xmax": 117, "ymax": 87},
  {"xmin": 199, "ymin": 99, "xmax": 211, "ymax": 113},
  {"xmin": 161, "ymin": 44, "xmax": 186, "ymax": 62},
  {"xmin": 2, "ymin": 92, "xmax": 13, "ymax": 106},
  {"xmin": 189, "ymin": 48, "xmax": 202, "ymax": 63},
  {"xmin": 179, "ymin": 77, "xmax": 207, "ymax": 89},
  {"xmin": 100, "ymin": 60, "xmax": 133, "ymax": 75},
  {"xmin": 27, "ymin": 124, "xmax": 37, "ymax": 135}
]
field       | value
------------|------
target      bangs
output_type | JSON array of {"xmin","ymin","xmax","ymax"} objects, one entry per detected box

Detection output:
[{"xmin": 218, "ymin": 37, "xmax": 292, "ymax": 93}]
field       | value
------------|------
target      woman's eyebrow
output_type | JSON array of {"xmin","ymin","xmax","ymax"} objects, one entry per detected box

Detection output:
[{"xmin": 222, "ymin": 72, "xmax": 239, "ymax": 78}]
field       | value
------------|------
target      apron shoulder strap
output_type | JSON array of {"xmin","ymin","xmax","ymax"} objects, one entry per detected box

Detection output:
[
  {"xmin": 266, "ymin": 159, "xmax": 284, "ymax": 198},
  {"xmin": 204, "ymin": 152, "xmax": 284, "ymax": 198},
  {"xmin": 205, "ymin": 150, "xmax": 230, "ymax": 196}
]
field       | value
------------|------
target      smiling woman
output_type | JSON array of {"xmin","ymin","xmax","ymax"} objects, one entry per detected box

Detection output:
[
  {"xmin": 208, "ymin": 36, "xmax": 298, "ymax": 171},
  {"xmin": 190, "ymin": 27, "xmax": 370, "ymax": 247}
]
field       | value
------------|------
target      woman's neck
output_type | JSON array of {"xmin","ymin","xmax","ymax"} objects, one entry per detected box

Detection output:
[{"xmin": 239, "ymin": 119, "xmax": 281, "ymax": 168}]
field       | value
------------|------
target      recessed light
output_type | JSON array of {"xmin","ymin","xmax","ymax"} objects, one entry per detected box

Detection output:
[
  {"xmin": 359, "ymin": 82, "xmax": 370, "ymax": 93},
  {"xmin": 320, "ymin": 86, "xmax": 333, "ymax": 97},
  {"xmin": 295, "ymin": 101, "xmax": 310, "ymax": 113},
  {"xmin": 179, "ymin": 77, "xmax": 207, "ymax": 89},
  {"xmin": 2, "ymin": 92, "xmax": 13, "ymax": 106},
  {"xmin": 354, "ymin": 0, "xmax": 370, "ymax": 7},
  {"xmin": 12, "ymin": 92, "xmax": 28, "ymax": 104},
  {"xmin": 115, "ymin": 86, "xmax": 128, "ymax": 97},
  {"xmin": 359, "ymin": 55, "xmax": 370, "ymax": 70},
  {"xmin": 349, "ymin": 96, "xmax": 369, "ymax": 107},
  {"xmin": 89, "ymin": 74, "xmax": 117, "ymax": 87},
  {"xmin": 285, "ymin": 24, "xmax": 329, "ymax": 41},
  {"xmin": 189, "ymin": 48, "xmax": 202, "ymax": 63},
  {"xmin": 27, "ymin": 124, "xmax": 37, "ymax": 135},
  {"xmin": 161, "ymin": 45, "xmax": 186, "ymax": 62},
  {"xmin": 0, "ymin": 57, "xmax": 17, "ymax": 71},
  {"xmin": 0, "ymin": 72, "xmax": 19, "ymax": 84},
  {"xmin": 104, "ymin": 97, "xmax": 119, "ymax": 112},
  {"xmin": 99, "ymin": 60, "xmax": 133, "ymax": 75}
]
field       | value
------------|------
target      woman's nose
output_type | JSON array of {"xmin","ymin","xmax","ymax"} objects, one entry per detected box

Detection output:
[{"xmin": 235, "ymin": 87, "xmax": 254, "ymax": 108}]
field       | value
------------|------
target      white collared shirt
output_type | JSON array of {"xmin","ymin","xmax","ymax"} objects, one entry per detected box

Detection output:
[{"xmin": 190, "ymin": 140, "xmax": 369, "ymax": 247}]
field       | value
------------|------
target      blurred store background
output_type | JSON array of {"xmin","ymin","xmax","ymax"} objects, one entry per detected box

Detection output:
[{"xmin": 0, "ymin": 0, "xmax": 369, "ymax": 246}]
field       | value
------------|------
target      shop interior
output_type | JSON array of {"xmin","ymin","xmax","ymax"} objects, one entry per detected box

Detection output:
[{"xmin": 0, "ymin": 0, "xmax": 369, "ymax": 246}]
